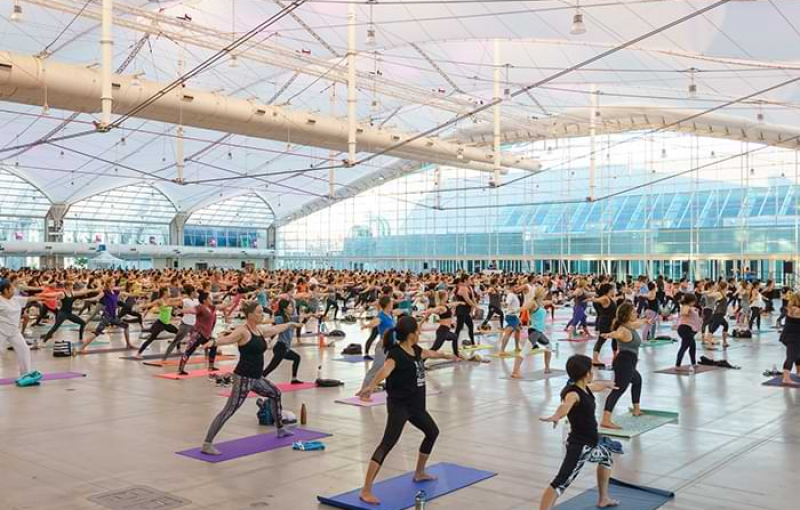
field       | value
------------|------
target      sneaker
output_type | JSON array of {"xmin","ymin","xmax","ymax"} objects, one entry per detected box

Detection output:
[{"xmin": 290, "ymin": 379, "xmax": 304, "ymax": 385}]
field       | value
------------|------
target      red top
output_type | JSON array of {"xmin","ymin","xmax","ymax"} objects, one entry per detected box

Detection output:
[{"xmin": 195, "ymin": 304, "xmax": 217, "ymax": 338}]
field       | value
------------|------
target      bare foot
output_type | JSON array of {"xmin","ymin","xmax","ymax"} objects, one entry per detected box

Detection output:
[
  {"xmin": 782, "ymin": 378, "xmax": 794, "ymax": 385},
  {"xmin": 631, "ymin": 409, "xmax": 643, "ymax": 417},
  {"xmin": 359, "ymin": 490, "xmax": 380, "ymax": 505},
  {"xmin": 601, "ymin": 420, "xmax": 622, "ymax": 430},
  {"xmin": 359, "ymin": 395, "xmax": 373, "ymax": 403},
  {"xmin": 544, "ymin": 368, "xmax": 552, "ymax": 374},
  {"xmin": 414, "ymin": 472, "xmax": 438, "ymax": 483},
  {"xmin": 598, "ymin": 497, "xmax": 620, "ymax": 508},
  {"xmin": 509, "ymin": 372, "xmax": 522, "ymax": 379}
]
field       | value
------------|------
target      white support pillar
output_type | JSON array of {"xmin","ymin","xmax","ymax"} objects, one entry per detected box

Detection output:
[
  {"xmin": 346, "ymin": 3, "xmax": 357, "ymax": 166},
  {"xmin": 589, "ymin": 84, "xmax": 598, "ymax": 201},
  {"xmin": 99, "ymin": 0, "xmax": 114, "ymax": 130},
  {"xmin": 433, "ymin": 166, "xmax": 441, "ymax": 209},
  {"xmin": 329, "ymin": 83, "xmax": 336, "ymax": 197},
  {"xmin": 169, "ymin": 213, "xmax": 188, "ymax": 246},
  {"xmin": 492, "ymin": 39, "xmax": 501, "ymax": 187},
  {"xmin": 176, "ymin": 125, "xmax": 184, "ymax": 183}
]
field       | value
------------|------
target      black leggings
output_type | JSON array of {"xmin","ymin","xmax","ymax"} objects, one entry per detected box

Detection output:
[
  {"xmin": 324, "ymin": 300, "xmax": 339, "ymax": 319},
  {"xmin": 455, "ymin": 313, "xmax": 475, "ymax": 344},
  {"xmin": 365, "ymin": 327, "xmax": 379, "ymax": 354},
  {"xmin": 676, "ymin": 325, "xmax": 697, "ymax": 367},
  {"xmin": 782, "ymin": 339, "xmax": 800, "ymax": 371},
  {"xmin": 431, "ymin": 325, "xmax": 458, "ymax": 357},
  {"xmin": 709, "ymin": 313, "xmax": 729, "ymax": 334},
  {"xmin": 370, "ymin": 399, "xmax": 439, "ymax": 466},
  {"xmin": 749, "ymin": 307, "xmax": 762, "ymax": 330},
  {"xmin": 138, "ymin": 321, "xmax": 179, "ymax": 354},
  {"xmin": 118, "ymin": 307, "xmax": 144, "ymax": 326},
  {"xmin": 482, "ymin": 305, "xmax": 504, "ymax": 328},
  {"xmin": 262, "ymin": 342, "xmax": 301, "ymax": 378},
  {"xmin": 33, "ymin": 304, "xmax": 57, "ymax": 326},
  {"xmin": 42, "ymin": 311, "xmax": 86, "ymax": 342},
  {"xmin": 179, "ymin": 331, "xmax": 218, "ymax": 373},
  {"xmin": 592, "ymin": 318, "xmax": 616, "ymax": 355},
  {"xmin": 604, "ymin": 351, "xmax": 641, "ymax": 413}
]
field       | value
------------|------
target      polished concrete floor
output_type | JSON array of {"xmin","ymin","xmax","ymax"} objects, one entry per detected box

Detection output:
[{"xmin": 1, "ymin": 308, "xmax": 798, "ymax": 510}]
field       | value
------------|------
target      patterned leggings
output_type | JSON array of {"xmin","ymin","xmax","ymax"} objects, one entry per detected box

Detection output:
[
  {"xmin": 204, "ymin": 374, "xmax": 284, "ymax": 444},
  {"xmin": 178, "ymin": 330, "xmax": 218, "ymax": 373},
  {"xmin": 551, "ymin": 441, "xmax": 613, "ymax": 495}
]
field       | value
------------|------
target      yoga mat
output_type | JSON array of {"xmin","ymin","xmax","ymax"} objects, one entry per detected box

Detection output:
[
  {"xmin": 177, "ymin": 428, "xmax": 330, "ymax": 463},
  {"xmin": 654, "ymin": 365, "xmax": 718, "ymax": 376},
  {"xmin": 334, "ymin": 356, "xmax": 367, "ymax": 364},
  {"xmin": 702, "ymin": 343, "xmax": 747, "ymax": 352},
  {"xmin": 640, "ymin": 339, "xmax": 677, "ymax": 348},
  {"xmin": 143, "ymin": 355, "xmax": 236, "ymax": 367},
  {"xmin": 501, "ymin": 369, "xmax": 567, "ymax": 382},
  {"xmin": 0, "ymin": 371, "xmax": 86, "ymax": 386},
  {"xmin": 317, "ymin": 462, "xmax": 496, "ymax": 510},
  {"xmin": 762, "ymin": 374, "xmax": 800, "ymax": 387},
  {"xmin": 460, "ymin": 344, "xmax": 494, "ymax": 352},
  {"xmin": 488, "ymin": 350, "xmax": 544, "ymax": 359},
  {"xmin": 121, "ymin": 353, "xmax": 182, "ymax": 361},
  {"xmin": 217, "ymin": 381, "xmax": 319, "ymax": 397},
  {"xmin": 156, "ymin": 366, "xmax": 233, "ymax": 380},
  {"xmin": 553, "ymin": 478, "xmax": 674, "ymax": 510},
  {"xmin": 335, "ymin": 389, "xmax": 442, "ymax": 407},
  {"xmin": 77, "ymin": 346, "xmax": 136, "ymax": 355},
  {"xmin": 599, "ymin": 409, "xmax": 679, "ymax": 438},
  {"xmin": 556, "ymin": 336, "xmax": 594, "ymax": 343}
]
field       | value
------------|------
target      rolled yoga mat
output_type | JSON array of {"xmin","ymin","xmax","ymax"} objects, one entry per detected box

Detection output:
[{"xmin": 317, "ymin": 462, "xmax": 496, "ymax": 510}]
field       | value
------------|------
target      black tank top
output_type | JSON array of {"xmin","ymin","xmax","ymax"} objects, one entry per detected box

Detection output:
[
  {"xmin": 440, "ymin": 307, "xmax": 453, "ymax": 320},
  {"xmin": 455, "ymin": 287, "xmax": 472, "ymax": 316},
  {"xmin": 595, "ymin": 300, "xmax": 616, "ymax": 333},
  {"xmin": 647, "ymin": 297, "xmax": 658, "ymax": 312},
  {"xmin": 564, "ymin": 385, "xmax": 599, "ymax": 447},
  {"xmin": 61, "ymin": 293, "xmax": 76, "ymax": 314},
  {"xmin": 235, "ymin": 329, "xmax": 267, "ymax": 378}
]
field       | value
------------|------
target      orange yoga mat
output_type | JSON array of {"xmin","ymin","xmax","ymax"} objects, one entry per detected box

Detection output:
[
  {"xmin": 143, "ymin": 355, "xmax": 235, "ymax": 367},
  {"xmin": 155, "ymin": 366, "xmax": 233, "ymax": 380}
]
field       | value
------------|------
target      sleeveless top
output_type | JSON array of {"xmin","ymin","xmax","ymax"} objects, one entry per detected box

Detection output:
[
  {"xmin": 439, "ymin": 306, "xmax": 453, "ymax": 320},
  {"xmin": 455, "ymin": 287, "xmax": 472, "ymax": 316},
  {"xmin": 595, "ymin": 299, "xmax": 616, "ymax": 333},
  {"xmin": 564, "ymin": 385, "xmax": 599, "ymax": 447},
  {"xmin": 618, "ymin": 325, "xmax": 641, "ymax": 357},
  {"xmin": 235, "ymin": 328, "xmax": 267, "ymax": 378},
  {"xmin": 60, "ymin": 293, "xmax": 76, "ymax": 314}
]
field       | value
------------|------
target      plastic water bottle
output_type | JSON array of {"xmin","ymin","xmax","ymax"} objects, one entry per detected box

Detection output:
[{"xmin": 415, "ymin": 490, "xmax": 426, "ymax": 510}]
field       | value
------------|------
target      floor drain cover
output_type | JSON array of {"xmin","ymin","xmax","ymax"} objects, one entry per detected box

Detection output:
[{"xmin": 88, "ymin": 486, "xmax": 191, "ymax": 510}]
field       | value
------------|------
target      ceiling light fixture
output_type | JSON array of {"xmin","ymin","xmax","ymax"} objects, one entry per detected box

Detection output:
[
  {"xmin": 10, "ymin": 0, "xmax": 22, "ymax": 22},
  {"xmin": 688, "ymin": 67, "xmax": 697, "ymax": 98},
  {"xmin": 366, "ymin": 0, "xmax": 377, "ymax": 48},
  {"xmin": 571, "ymin": 1, "xmax": 586, "ymax": 35}
]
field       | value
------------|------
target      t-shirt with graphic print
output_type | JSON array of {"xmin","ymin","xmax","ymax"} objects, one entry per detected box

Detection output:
[{"xmin": 385, "ymin": 344, "xmax": 426, "ymax": 407}]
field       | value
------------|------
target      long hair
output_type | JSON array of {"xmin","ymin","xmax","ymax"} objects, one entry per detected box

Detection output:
[
  {"xmin": 382, "ymin": 315, "xmax": 418, "ymax": 352},
  {"xmin": 612, "ymin": 301, "xmax": 635, "ymax": 331},
  {"xmin": 276, "ymin": 298, "xmax": 292, "ymax": 320}
]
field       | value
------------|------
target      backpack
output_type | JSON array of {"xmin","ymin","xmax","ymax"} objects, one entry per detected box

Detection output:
[
  {"xmin": 316, "ymin": 378, "xmax": 344, "ymax": 388},
  {"xmin": 16, "ymin": 370, "xmax": 43, "ymax": 387},
  {"xmin": 341, "ymin": 343, "xmax": 362, "ymax": 355},
  {"xmin": 328, "ymin": 329, "xmax": 346, "ymax": 339},
  {"xmin": 53, "ymin": 341, "xmax": 73, "ymax": 357},
  {"xmin": 732, "ymin": 329, "xmax": 752, "ymax": 338},
  {"xmin": 257, "ymin": 399, "xmax": 298, "ymax": 426}
]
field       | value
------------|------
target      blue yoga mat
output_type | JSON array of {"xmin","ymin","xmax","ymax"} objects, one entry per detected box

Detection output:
[
  {"xmin": 554, "ymin": 478, "xmax": 674, "ymax": 510},
  {"xmin": 763, "ymin": 374, "xmax": 800, "ymax": 387},
  {"xmin": 317, "ymin": 462, "xmax": 495, "ymax": 510},
  {"xmin": 334, "ymin": 356, "xmax": 367, "ymax": 364}
]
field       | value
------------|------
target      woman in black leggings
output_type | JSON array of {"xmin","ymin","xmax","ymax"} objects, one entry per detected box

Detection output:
[
  {"xmin": 675, "ymin": 294, "xmax": 702, "ymax": 371},
  {"xmin": 454, "ymin": 276, "xmax": 477, "ymax": 346},
  {"xmin": 599, "ymin": 302, "xmax": 648, "ymax": 430},
  {"xmin": 261, "ymin": 299, "xmax": 305, "ymax": 384},
  {"xmin": 424, "ymin": 290, "xmax": 459, "ymax": 358},
  {"xmin": 591, "ymin": 283, "xmax": 617, "ymax": 367},
  {"xmin": 40, "ymin": 280, "xmax": 93, "ymax": 344},
  {"xmin": 356, "ymin": 315, "xmax": 456, "ymax": 505},
  {"xmin": 779, "ymin": 292, "xmax": 800, "ymax": 385}
]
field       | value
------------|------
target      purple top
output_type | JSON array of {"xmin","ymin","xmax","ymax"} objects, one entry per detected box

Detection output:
[{"xmin": 101, "ymin": 290, "xmax": 120, "ymax": 318}]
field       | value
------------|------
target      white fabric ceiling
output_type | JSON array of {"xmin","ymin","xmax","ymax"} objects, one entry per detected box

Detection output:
[{"xmin": 1, "ymin": 0, "xmax": 800, "ymax": 223}]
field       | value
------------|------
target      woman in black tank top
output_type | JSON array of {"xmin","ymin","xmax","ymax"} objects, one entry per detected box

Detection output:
[
  {"xmin": 590, "ymin": 284, "xmax": 617, "ymax": 366},
  {"xmin": 40, "ymin": 281, "xmax": 93, "ymax": 345},
  {"xmin": 199, "ymin": 301, "xmax": 300, "ymax": 456}
]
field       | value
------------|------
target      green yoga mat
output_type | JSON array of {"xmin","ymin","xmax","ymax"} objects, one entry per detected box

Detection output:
[
  {"xmin": 702, "ymin": 343, "xmax": 747, "ymax": 352},
  {"xmin": 600, "ymin": 409, "xmax": 679, "ymax": 438},
  {"xmin": 641, "ymin": 339, "xmax": 677, "ymax": 348}
]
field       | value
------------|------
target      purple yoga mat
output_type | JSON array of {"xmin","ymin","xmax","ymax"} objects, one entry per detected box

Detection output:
[
  {"xmin": 0, "ymin": 372, "xmax": 86, "ymax": 386},
  {"xmin": 176, "ymin": 428, "xmax": 331, "ymax": 463}
]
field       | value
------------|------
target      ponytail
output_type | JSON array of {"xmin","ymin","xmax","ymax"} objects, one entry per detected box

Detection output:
[
  {"xmin": 381, "ymin": 327, "xmax": 397, "ymax": 352},
  {"xmin": 382, "ymin": 315, "xmax": 419, "ymax": 352}
]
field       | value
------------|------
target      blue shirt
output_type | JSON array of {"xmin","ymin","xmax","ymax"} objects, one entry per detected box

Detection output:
[
  {"xmin": 274, "ymin": 314, "xmax": 298, "ymax": 348},
  {"xmin": 531, "ymin": 306, "xmax": 546, "ymax": 332},
  {"xmin": 377, "ymin": 310, "xmax": 395, "ymax": 338}
]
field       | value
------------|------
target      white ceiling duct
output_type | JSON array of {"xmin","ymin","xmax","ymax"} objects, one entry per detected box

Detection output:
[{"xmin": 0, "ymin": 51, "xmax": 542, "ymax": 175}]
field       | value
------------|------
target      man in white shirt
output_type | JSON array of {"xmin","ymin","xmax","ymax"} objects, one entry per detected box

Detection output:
[{"xmin": 0, "ymin": 280, "xmax": 43, "ymax": 376}]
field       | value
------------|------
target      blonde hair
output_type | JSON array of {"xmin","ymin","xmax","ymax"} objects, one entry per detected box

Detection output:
[{"xmin": 788, "ymin": 291, "xmax": 800, "ymax": 309}]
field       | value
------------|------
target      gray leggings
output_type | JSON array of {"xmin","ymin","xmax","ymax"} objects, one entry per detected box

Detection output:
[
  {"xmin": 163, "ymin": 323, "xmax": 194, "ymax": 360},
  {"xmin": 204, "ymin": 374, "xmax": 284, "ymax": 444}
]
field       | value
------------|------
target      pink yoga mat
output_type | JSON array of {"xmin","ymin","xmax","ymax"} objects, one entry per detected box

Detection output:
[
  {"xmin": 0, "ymin": 372, "xmax": 86, "ymax": 386},
  {"xmin": 217, "ymin": 381, "xmax": 318, "ymax": 397},
  {"xmin": 335, "ymin": 389, "xmax": 442, "ymax": 407}
]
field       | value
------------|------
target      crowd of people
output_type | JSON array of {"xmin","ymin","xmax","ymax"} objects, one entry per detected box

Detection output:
[{"xmin": 1, "ymin": 266, "xmax": 798, "ymax": 508}]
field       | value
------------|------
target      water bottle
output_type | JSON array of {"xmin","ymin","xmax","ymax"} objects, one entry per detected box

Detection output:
[
  {"xmin": 300, "ymin": 403, "xmax": 307, "ymax": 425},
  {"xmin": 555, "ymin": 341, "xmax": 560, "ymax": 356},
  {"xmin": 317, "ymin": 365, "xmax": 323, "ymax": 381},
  {"xmin": 415, "ymin": 490, "xmax": 426, "ymax": 510}
]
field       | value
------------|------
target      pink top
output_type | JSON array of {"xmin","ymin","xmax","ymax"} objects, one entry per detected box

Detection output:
[{"xmin": 678, "ymin": 307, "xmax": 702, "ymax": 332}]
